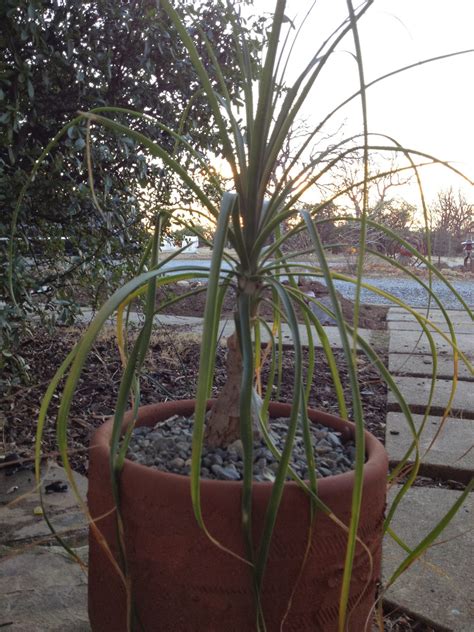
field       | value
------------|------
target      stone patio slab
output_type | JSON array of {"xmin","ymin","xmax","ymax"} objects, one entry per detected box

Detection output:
[
  {"xmin": 389, "ymin": 353, "xmax": 473, "ymax": 380},
  {"xmin": 0, "ymin": 545, "xmax": 89, "ymax": 631},
  {"xmin": 383, "ymin": 487, "xmax": 474, "ymax": 632},
  {"xmin": 79, "ymin": 310, "xmax": 388, "ymax": 351},
  {"xmin": 389, "ymin": 330, "xmax": 473, "ymax": 360},
  {"xmin": 267, "ymin": 322, "xmax": 388, "ymax": 351},
  {"xmin": 0, "ymin": 462, "xmax": 88, "ymax": 546},
  {"xmin": 387, "ymin": 376, "xmax": 474, "ymax": 417},
  {"xmin": 387, "ymin": 308, "xmax": 473, "ymax": 324},
  {"xmin": 388, "ymin": 319, "xmax": 474, "ymax": 335},
  {"xmin": 386, "ymin": 413, "xmax": 474, "ymax": 483}
]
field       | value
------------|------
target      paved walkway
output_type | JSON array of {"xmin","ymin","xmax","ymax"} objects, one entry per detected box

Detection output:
[
  {"xmin": 1, "ymin": 308, "xmax": 472, "ymax": 630},
  {"xmin": 79, "ymin": 309, "xmax": 389, "ymax": 351},
  {"xmin": 383, "ymin": 308, "xmax": 474, "ymax": 631},
  {"xmin": 0, "ymin": 463, "xmax": 89, "ymax": 631}
]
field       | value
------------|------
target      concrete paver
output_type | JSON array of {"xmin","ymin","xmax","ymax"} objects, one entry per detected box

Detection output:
[
  {"xmin": 0, "ymin": 545, "xmax": 89, "ymax": 631},
  {"xmin": 387, "ymin": 376, "xmax": 474, "ymax": 416},
  {"xmin": 0, "ymin": 463, "xmax": 90, "ymax": 630},
  {"xmin": 383, "ymin": 486, "xmax": 474, "ymax": 632},
  {"xmin": 387, "ymin": 308, "xmax": 473, "ymax": 324},
  {"xmin": 385, "ymin": 307, "xmax": 474, "ymax": 629},
  {"xmin": 386, "ymin": 412, "xmax": 474, "ymax": 483},
  {"xmin": 388, "ymin": 318, "xmax": 474, "ymax": 335},
  {"xmin": 389, "ymin": 353, "xmax": 473, "ymax": 380},
  {"xmin": 266, "ymin": 322, "xmax": 387, "ymax": 351},
  {"xmin": 0, "ymin": 462, "xmax": 88, "ymax": 546},
  {"xmin": 79, "ymin": 310, "xmax": 389, "ymax": 351},
  {"xmin": 388, "ymin": 330, "xmax": 473, "ymax": 360}
]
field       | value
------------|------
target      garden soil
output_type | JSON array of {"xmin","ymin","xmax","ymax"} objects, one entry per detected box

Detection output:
[
  {"xmin": 155, "ymin": 280, "xmax": 388, "ymax": 330},
  {"xmin": 2, "ymin": 326, "xmax": 387, "ymax": 476}
]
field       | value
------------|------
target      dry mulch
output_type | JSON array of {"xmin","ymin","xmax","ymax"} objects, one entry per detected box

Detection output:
[
  {"xmin": 380, "ymin": 607, "xmax": 437, "ymax": 632},
  {"xmin": 155, "ymin": 279, "xmax": 388, "ymax": 330},
  {"xmin": 2, "ymin": 325, "xmax": 387, "ymax": 476}
]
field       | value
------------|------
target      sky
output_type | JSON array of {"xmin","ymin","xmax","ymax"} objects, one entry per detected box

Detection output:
[{"xmin": 245, "ymin": 0, "xmax": 474, "ymax": 208}]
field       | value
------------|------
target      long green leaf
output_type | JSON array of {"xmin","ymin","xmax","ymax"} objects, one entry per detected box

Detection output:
[
  {"xmin": 80, "ymin": 111, "xmax": 219, "ymax": 219},
  {"xmin": 254, "ymin": 279, "xmax": 304, "ymax": 590},
  {"xmin": 160, "ymin": 0, "xmax": 239, "ymax": 185},
  {"xmin": 302, "ymin": 210, "xmax": 366, "ymax": 631},
  {"xmin": 191, "ymin": 193, "xmax": 236, "ymax": 526}
]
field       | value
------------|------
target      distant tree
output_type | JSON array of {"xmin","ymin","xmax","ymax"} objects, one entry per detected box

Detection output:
[
  {"xmin": 325, "ymin": 154, "xmax": 420, "ymax": 261},
  {"xmin": 369, "ymin": 199, "xmax": 415, "ymax": 233},
  {"xmin": 281, "ymin": 202, "xmax": 343, "ymax": 253},
  {"xmin": 430, "ymin": 188, "xmax": 472, "ymax": 236},
  {"xmin": 333, "ymin": 154, "xmax": 411, "ymax": 220},
  {"xmin": 430, "ymin": 188, "xmax": 473, "ymax": 255}
]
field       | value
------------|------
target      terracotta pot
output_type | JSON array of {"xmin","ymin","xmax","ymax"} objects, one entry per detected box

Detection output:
[{"xmin": 88, "ymin": 400, "xmax": 388, "ymax": 631}]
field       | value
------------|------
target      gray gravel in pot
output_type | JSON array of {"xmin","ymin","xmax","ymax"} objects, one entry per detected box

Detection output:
[{"xmin": 127, "ymin": 414, "xmax": 358, "ymax": 481}]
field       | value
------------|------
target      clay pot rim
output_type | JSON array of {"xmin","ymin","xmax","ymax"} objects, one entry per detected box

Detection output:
[{"xmin": 90, "ymin": 399, "xmax": 387, "ymax": 493}]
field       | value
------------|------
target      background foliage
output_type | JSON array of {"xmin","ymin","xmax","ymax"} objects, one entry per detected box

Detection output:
[{"xmin": 0, "ymin": 0, "xmax": 265, "ymax": 385}]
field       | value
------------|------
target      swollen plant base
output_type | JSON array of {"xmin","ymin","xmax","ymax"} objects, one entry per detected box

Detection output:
[{"xmin": 88, "ymin": 400, "xmax": 388, "ymax": 631}]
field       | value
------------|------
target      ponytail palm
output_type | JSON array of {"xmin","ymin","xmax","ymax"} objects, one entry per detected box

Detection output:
[{"xmin": 26, "ymin": 1, "xmax": 474, "ymax": 630}]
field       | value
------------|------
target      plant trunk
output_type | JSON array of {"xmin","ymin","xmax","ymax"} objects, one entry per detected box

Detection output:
[{"xmin": 205, "ymin": 330, "xmax": 261, "ymax": 448}]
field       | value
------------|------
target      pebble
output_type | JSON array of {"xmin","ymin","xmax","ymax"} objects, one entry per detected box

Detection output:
[
  {"xmin": 227, "ymin": 439, "xmax": 244, "ymax": 456},
  {"xmin": 211, "ymin": 463, "xmax": 240, "ymax": 480},
  {"xmin": 127, "ymin": 415, "xmax": 360, "ymax": 482},
  {"xmin": 169, "ymin": 457, "xmax": 185, "ymax": 469}
]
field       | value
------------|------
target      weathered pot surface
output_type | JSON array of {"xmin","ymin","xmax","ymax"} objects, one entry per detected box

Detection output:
[{"xmin": 88, "ymin": 399, "xmax": 388, "ymax": 631}]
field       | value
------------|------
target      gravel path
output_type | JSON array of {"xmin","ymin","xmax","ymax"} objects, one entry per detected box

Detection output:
[
  {"xmin": 158, "ymin": 259, "xmax": 473, "ymax": 310},
  {"xmin": 329, "ymin": 277, "xmax": 474, "ymax": 310}
]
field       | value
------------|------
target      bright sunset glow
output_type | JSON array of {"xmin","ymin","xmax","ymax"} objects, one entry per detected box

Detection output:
[{"xmin": 246, "ymin": 0, "xmax": 474, "ymax": 205}]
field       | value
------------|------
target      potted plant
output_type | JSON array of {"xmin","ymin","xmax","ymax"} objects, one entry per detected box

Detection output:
[{"xmin": 22, "ymin": 1, "xmax": 472, "ymax": 631}]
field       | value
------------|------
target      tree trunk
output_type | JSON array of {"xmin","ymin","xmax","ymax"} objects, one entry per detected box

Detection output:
[{"xmin": 205, "ymin": 330, "xmax": 262, "ymax": 448}]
